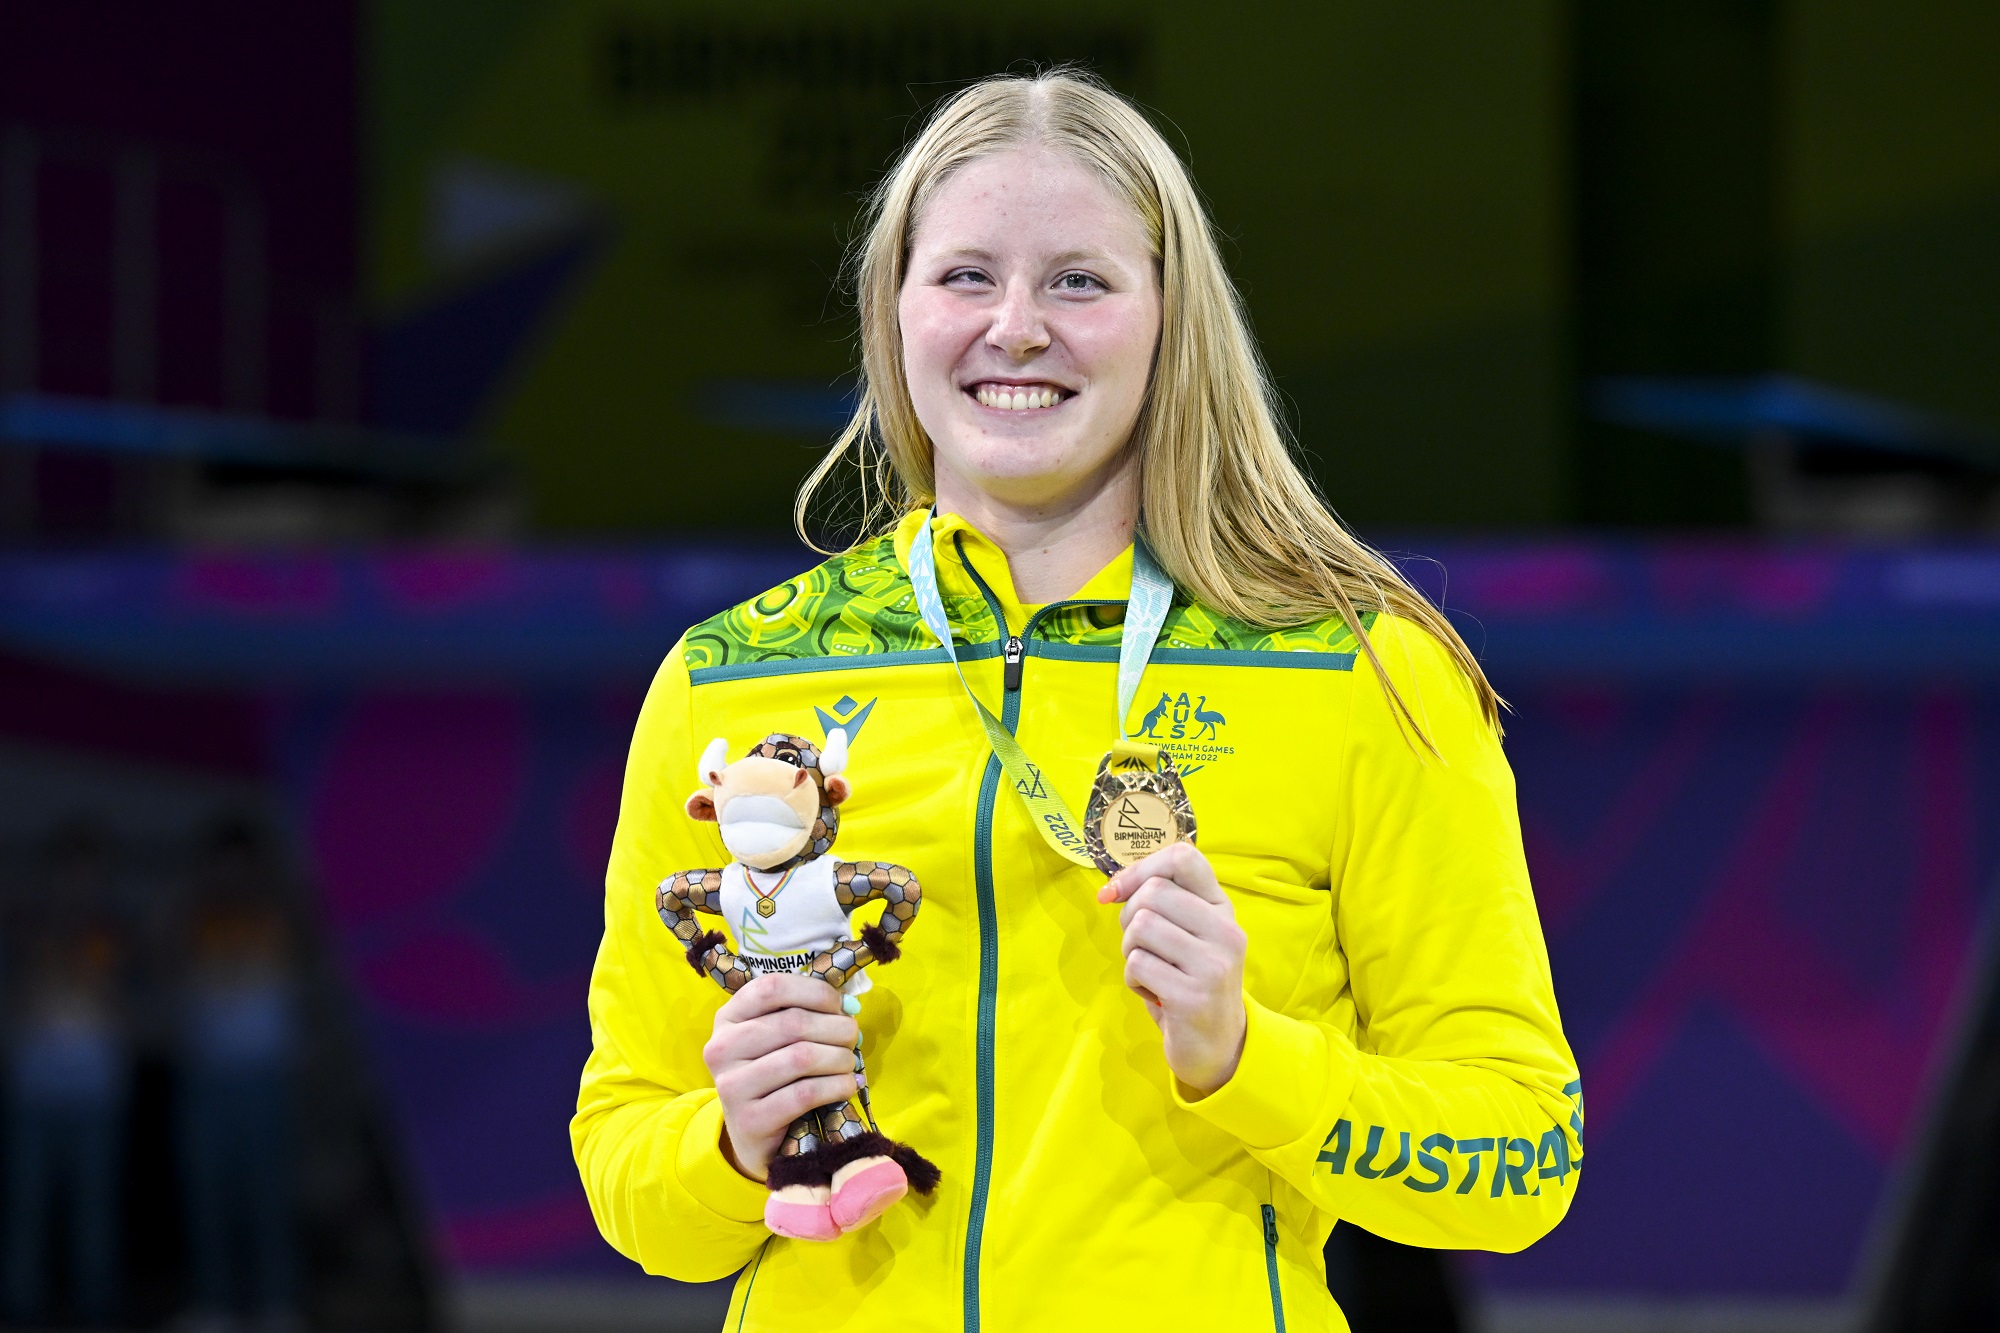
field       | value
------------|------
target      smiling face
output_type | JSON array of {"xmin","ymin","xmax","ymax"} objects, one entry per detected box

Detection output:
[{"xmin": 898, "ymin": 145, "xmax": 1162, "ymax": 515}]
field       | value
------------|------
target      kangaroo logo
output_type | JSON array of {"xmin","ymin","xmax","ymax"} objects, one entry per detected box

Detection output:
[{"xmin": 1133, "ymin": 692, "xmax": 1173, "ymax": 739}]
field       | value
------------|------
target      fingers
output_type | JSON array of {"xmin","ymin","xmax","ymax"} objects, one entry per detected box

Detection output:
[
  {"xmin": 718, "ymin": 1037, "xmax": 860, "ymax": 1102},
  {"xmin": 722, "ymin": 1070, "xmax": 862, "ymax": 1163},
  {"xmin": 1120, "ymin": 899, "xmax": 1205, "ymax": 970},
  {"xmin": 754, "ymin": 1073, "xmax": 863, "ymax": 1127},
  {"xmin": 704, "ymin": 974, "xmax": 866, "ymax": 1175},
  {"xmin": 717, "ymin": 972, "xmax": 844, "ymax": 1022},
  {"xmin": 1124, "ymin": 947, "xmax": 1194, "ymax": 1011},
  {"xmin": 1097, "ymin": 841, "xmax": 1225, "ymax": 905},
  {"xmin": 704, "ymin": 1004, "xmax": 858, "ymax": 1067},
  {"xmin": 1105, "ymin": 847, "xmax": 1250, "ymax": 1095},
  {"xmin": 1102, "ymin": 849, "xmax": 1247, "ymax": 1019},
  {"xmin": 1117, "ymin": 876, "xmax": 1236, "ymax": 938},
  {"xmin": 1121, "ymin": 904, "xmax": 1244, "ymax": 991}
]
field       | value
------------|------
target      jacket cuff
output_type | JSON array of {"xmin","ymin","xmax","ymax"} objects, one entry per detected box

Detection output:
[
  {"xmin": 674, "ymin": 1092, "xmax": 770, "ymax": 1225},
  {"xmin": 1173, "ymin": 995, "xmax": 1349, "ymax": 1151}
]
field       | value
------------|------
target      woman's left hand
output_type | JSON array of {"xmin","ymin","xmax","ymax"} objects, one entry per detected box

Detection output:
[{"xmin": 1098, "ymin": 841, "xmax": 1248, "ymax": 1096}]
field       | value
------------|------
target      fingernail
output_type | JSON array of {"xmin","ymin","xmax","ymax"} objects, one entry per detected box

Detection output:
[{"xmin": 841, "ymin": 995, "xmax": 861, "ymax": 1016}]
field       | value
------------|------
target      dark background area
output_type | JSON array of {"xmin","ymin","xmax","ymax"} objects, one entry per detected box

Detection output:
[{"xmin": 3, "ymin": 1, "xmax": 1997, "ymax": 544}]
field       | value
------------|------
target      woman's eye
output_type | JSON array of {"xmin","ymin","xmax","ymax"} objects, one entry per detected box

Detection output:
[
  {"xmin": 943, "ymin": 268, "xmax": 991, "ymax": 287},
  {"xmin": 1054, "ymin": 271, "xmax": 1106, "ymax": 294}
]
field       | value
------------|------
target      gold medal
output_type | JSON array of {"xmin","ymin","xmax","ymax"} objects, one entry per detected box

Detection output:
[
  {"xmin": 749, "ymin": 866, "xmax": 795, "ymax": 918},
  {"xmin": 1083, "ymin": 748, "xmax": 1197, "ymax": 874}
]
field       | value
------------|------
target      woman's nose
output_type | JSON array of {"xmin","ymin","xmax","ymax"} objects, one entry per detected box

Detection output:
[{"xmin": 986, "ymin": 280, "xmax": 1050, "ymax": 361}]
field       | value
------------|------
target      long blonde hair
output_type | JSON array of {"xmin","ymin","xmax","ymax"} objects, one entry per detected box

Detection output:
[{"xmin": 795, "ymin": 70, "xmax": 1501, "ymax": 736}]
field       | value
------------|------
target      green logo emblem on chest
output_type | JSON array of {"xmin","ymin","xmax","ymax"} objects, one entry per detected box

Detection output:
[{"xmin": 814, "ymin": 694, "xmax": 876, "ymax": 745}]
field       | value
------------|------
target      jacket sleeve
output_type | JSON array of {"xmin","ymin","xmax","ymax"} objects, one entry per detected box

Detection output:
[
  {"xmin": 571, "ymin": 643, "xmax": 771, "ymax": 1280},
  {"xmin": 1175, "ymin": 616, "xmax": 1582, "ymax": 1252}
]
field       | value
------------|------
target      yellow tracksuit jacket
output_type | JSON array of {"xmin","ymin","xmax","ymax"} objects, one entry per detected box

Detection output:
[{"xmin": 575, "ymin": 510, "xmax": 1581, "ymax": 1332}]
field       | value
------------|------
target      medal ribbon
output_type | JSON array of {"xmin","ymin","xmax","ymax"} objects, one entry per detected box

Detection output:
[{"xmin": 907, "ymin": 511, "xmax": 1175, "ymax": 869}]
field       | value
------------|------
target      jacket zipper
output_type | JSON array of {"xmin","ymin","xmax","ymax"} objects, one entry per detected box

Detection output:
[
  {"xmin": 960, "ymin": 540, "xmax": 1016, "ymax": 1333},
  {"xmin": 1262, "ymin": 1204, "xmax": 1287, "ymax": 1332},
  {"xmin": 954, "ymin": 538, "xmax": 1124, "ymax": 1333},
  {"xmin": 735, "ymin": 1238, "xmax": 770, "ymax": 1332}
]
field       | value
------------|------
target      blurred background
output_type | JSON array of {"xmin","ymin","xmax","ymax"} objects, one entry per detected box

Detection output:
[{"xmin": 0, "ymin": 1, "xmax": 1997, "ymax": 1330}]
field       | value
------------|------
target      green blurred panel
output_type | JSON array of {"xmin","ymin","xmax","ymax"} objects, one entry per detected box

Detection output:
[
  {"xmin": 1567, "ymin": 0, "xmax": 1778, "ymax": 528},
  {"xmin": 368, "ymin": 0, "xmax": 1568, "ymax": 533},
  {"xmin": 1282, "ymin": 316, "xmax": 1570, "ymax": 529},
  {"xmin": 1167, "ymin": 5, "xmax": 1569, "ymax": 527},
  {"xmin": 1782, "ymin": 0, "xmax": 2000, "ymax": 430}
]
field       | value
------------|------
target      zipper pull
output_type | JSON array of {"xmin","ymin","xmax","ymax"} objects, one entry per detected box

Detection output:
[
  {"xmin": 1003, "ymin": 635, "xmax": 1025, "ymax": 691},
  {"xmin": 1262, "ymin": 1204, "xmax": 1279, "ymax": 1247}
]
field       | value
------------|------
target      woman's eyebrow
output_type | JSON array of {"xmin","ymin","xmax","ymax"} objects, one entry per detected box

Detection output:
[
  {"xmin": 932, "ymin": 247, "xmax": 1121, "ymax": 267},
  {"xmin": 1045, "ymin": 248, "xmax": 1113, "ymax": 267}
]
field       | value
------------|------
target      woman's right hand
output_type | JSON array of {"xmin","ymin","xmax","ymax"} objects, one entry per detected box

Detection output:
[{"xmin": 703, "ymin": 973, "xmax": 859, "ymax": 1181}]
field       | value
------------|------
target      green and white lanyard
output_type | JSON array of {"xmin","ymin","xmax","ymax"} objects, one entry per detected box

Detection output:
[{"xmin": 907, "ymin": 511, "xmax": 1175, "ymax": 869}]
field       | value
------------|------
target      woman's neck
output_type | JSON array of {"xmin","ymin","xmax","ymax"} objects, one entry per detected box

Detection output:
[{"xmin": 933, "ymin": 457, "xmax": 1139, "ymax": 604}]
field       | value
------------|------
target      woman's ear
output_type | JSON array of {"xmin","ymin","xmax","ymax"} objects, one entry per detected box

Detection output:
[
  {"xmin": 685, "ymin": 792, "xmax": 718, "ymax": 822},
  {"xmin": 825, "ymin": 776, "xmax": 850, "ymax": 806}
]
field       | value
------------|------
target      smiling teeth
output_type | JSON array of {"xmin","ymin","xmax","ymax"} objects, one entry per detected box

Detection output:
[{"xmin": 975, "ymin": 385, "xmax": 1064, "ymax": 410}]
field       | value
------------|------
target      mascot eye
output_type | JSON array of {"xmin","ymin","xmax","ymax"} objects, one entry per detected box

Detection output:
[{"xmin": 774, "ymin": 747, "xmax": 805, "ymax": 768}]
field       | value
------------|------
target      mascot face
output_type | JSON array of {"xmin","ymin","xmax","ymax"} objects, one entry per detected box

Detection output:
[{"xmin": 687, "ymin": 731, "xmax": 850, "ymax": 871}]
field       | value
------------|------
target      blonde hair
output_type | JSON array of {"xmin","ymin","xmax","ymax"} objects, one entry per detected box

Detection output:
[{"xmin": 795, "ymin": 70, "xmax": 1501, "ymax": 736}]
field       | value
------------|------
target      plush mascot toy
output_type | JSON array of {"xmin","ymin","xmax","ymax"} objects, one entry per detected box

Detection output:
[{"xmin": 657, "ymin": 730, "xmax": 938, "ymax": 1241}]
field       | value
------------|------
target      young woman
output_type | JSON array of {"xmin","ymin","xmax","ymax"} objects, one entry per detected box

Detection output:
[{"xmin": 575, "ymin": 71, "xmax": 1580, "ymax": 1332}]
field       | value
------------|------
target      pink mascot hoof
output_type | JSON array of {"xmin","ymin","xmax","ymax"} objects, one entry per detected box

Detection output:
[
  {"xmin": 764, "ymin": 1195, "xmax": 841, "ymax": 1242},
  {"xmin": 829, "ymin": 1159, "xmax": 908, "ymax": 1232}
]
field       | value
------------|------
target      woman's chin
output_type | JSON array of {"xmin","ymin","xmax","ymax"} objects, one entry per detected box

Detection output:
[{"xmin": 938, "ymin": 442, "xmax": 1118, "ymax": 505}]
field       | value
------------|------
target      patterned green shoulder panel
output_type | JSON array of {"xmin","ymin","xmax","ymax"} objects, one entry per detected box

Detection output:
[
  {"xmin": 681, "ymin": 533, "xmax": 998, "ymax": 670},
  {"xmin": 1160, "ymin": 602, "xmax": 1372, "ymax": 654},
  {"xmin": 1036, "ymin": 599, "xmax": 1372, "ymax": 654}
]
